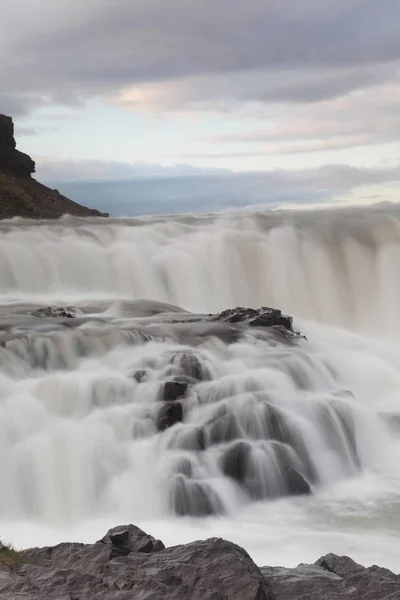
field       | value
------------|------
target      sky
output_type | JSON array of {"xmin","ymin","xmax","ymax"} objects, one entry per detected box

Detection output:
[{"xmin": 1, "ymin": 0, "xmax": 400, "ymax": 215}]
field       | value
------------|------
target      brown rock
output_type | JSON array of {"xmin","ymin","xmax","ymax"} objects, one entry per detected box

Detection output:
[{"xmin": 0, "ymin": 114, "xmax": 107, "ymax": 219}]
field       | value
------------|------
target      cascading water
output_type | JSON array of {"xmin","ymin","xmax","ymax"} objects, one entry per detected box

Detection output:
[{"xmin": 1, "ymin": 204, "xmax": 400, "ymax": 571}]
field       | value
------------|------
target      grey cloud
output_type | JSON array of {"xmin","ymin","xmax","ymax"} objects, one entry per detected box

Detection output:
[
  {"xmin": 36, "ymin": 158, "xmax": 400, "ymax": 216},
  {"xmin": 1, "ymin": 0, "xmax": 400, "ymax": 113},
  {"xmin": 199, "ymin": 83, "xmax": 400, "ymax": 153}
]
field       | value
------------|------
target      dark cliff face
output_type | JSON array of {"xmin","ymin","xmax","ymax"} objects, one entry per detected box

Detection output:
[
  {"xmin": 0, "ymin": 114, "xmax": 35, "ymax": 178},
  {"xmin": 0, "ymin": 114, "xmax": 108, "ymax": 219}
]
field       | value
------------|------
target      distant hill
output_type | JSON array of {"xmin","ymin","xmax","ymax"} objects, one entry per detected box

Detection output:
[{"xmin": 0, "ymin": 114, "xmax": 108, "ymax": 219}]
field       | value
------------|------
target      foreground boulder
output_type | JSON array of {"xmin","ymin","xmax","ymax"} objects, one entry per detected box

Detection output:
[
  {"xmin": 3, "ymin": 527, "xmax": 274, "ymax": 600},
  {"xmin": 0, "ymin": 525, "xmax": 398, "ymax": 599}
]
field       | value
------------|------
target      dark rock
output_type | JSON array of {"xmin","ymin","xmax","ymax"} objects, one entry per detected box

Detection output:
[
  {"xmin": 157, "ymin": 402, "xmax": 183, "ymax": 431},
  {"xmin": 3, "ymin": 525, "xmax": 399, "ymax": 600},
  {"xmin": 221, "ymin": 440, "xmax": 252, "ymax": 484},
  {"xmin": 0, "ymin": 114, "xmax": 35, "ymax": 177},
  {"xmin": 161, "ymin": 379, "xmax": 188, "ymax": 402},
  {"xmin": 133, "ymin": 369, "xmax": 148, "ymax": 383},
  {"xmin": 100, "ymin": 524, "xmax": 165, "ymax": 557},
  {"xmin": 285, "ymin": 467, "xmax": 312, "ymax": 496},
  {"xmin": 207, "ymin": 409, "xmax": 242, "ymax": 445},
  {"xmin": 0, "ymin": 114, "xmax": 108, "ymax": 219},
  {"xmin": 167, "ymin": 427, "xmax": 205, "ymax": 451},
  {"xmin": 261, "ymin": 564, "xmax": 356, "ymax": 599},
  {"xmin": 213, "ymin": 306, "xmax": 293, "ymax": 331},
  {"xmin": 173, "ymin": 456, "xmax": 194, "ymax": 477},
  {"xmin": 32, "ymin": 306, "xmax": 82, "ymax": 319},
  {"xmin": 169, "ymin": 475, "xmax": 225, "ymax": 517},
  {"xmin": 171, "ymin": 351, "xmax": 207, "ymax": 380}
]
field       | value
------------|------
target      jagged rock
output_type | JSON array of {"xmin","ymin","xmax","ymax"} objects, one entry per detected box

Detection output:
[
  {"xmin": 213, "ymin": 306, "xmax": 293, "ymax": 331},
  {"xmin": 0, "ymin": 114, "xmax": 107, "ymax": 219},
  {"xmin": 0, "ymin": 114, "xmax": 35, "ymax": 178},
  {"xmin": 1, "ymin": 525, "xmax": 399, "ymax": 599},
  {"xmin": 263, "ymin": 553, "xmax": 400, "ymax": 599},
  {"xmin": 99, "ymin": 524, "xmax": 165, "ymax": 556},
  {"xmin": 157, "ymin": 401, "xmax": 183, "ymax": 431},
  {"xmin": 31, "ymin": 306, "xmax": 82, "ymax": 319}
]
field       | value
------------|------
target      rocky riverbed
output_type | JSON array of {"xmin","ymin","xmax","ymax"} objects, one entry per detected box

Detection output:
[{"xmin": 1, "ymin": 523, "xmax": 399, "ymax": 599}]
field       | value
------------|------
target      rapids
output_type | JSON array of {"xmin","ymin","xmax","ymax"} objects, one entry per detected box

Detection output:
[{"xmin": 1, "ymin": 204, "xmax": 400, "ymax": 571}]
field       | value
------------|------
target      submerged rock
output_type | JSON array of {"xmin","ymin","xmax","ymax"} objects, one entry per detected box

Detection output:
[
  {"xmin": 157, "ymin": 401, "xmax": 183, "ymax": 431},
  {"xmin": 169, "ymin": 475, "xmax": 225, "ymax": 517},
  {"xmin": 170, "ymin": 351, "xmax": 209, "ymax": 380},
  {"xmin": 161, "ymin": 379, "xmax": 189, "ymax": 402}
]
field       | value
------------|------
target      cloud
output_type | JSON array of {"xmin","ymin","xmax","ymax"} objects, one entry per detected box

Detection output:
[
  {"xmin": 35, "ymin": 157, "xmax": 400, "ymax": 216},
  {"xmin": 35, "ymin": 157, "xmax": 230, "ymax": 182},
  {"xmin": 194, "ymin": 81, "xmax": 400, "ymax": 154},
  {"xmin": 2, "ymin": 0, "xmax": 400, "ymax": 116}
]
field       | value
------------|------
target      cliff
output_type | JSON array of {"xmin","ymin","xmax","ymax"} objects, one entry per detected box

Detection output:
[{"xmin": 0, "ymin": 114, "xmax": 107, "ymax": 219}]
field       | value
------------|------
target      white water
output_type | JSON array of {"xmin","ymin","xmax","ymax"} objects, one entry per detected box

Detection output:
[{"xmin": 1, "ymin": 205, "xmax": 400, "ymax": 571}]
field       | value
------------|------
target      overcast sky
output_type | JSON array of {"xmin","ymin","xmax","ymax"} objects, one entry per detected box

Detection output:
[{"xmin": 1, "ymin": 0, "xmax": 400, "ymax": 214}]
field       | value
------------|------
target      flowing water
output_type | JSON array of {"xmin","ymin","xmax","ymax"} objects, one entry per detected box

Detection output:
[{"xmin": 1, "ymin": 204, "xmax": 400, "ymax": 570}]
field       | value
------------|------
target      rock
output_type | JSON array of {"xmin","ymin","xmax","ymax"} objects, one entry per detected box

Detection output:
[
  {"xmin": 261, "ymin": 564, "xmax": 356, "ymax": 599},
  {"xmin": 99, "ymin": 524, "xmax": 165, "ymax": 556},
  {"xmin": 161, "ymin": 379, "xmax": 188, "ymax": 402},
  {"xmin": 107, "ymin": 537, "xmax": 274, "ymax": 600},
  {"xmin": 171, "ymin": 351, "xmax": 207, "ymax": 380},
  {"xmin": 1, "ymin": 525, "xmax": 399, "ymax": 599},
  {"xmin": 285, "ymin": 467, "xmax": 312, "ymax": 496},
  {"xmin": 133, "ymin": 369, "xmax": 148, "ymax": 383},
  {"xmin": 167, "ymin": 426, "xmax": 205, "ymax": 451},
  {"xmin": 262, "ymin": 553, "xmax": 400, "ymax": 599},
  {"xmin": 0, "ymin": 114, "xmax": 35, "ymax": 178},
  {"xmin": 0, "ymin": 114, "xmax": 107, "ymax": 219},
  {"xmin": 213, "ymin": 306, "xmax": 293, "ymax": 331},
  {"xmin": 221, "ymin": 440, "xmax": 252, "ymax": 483},
  {"xmin": 169, "ymin": 475, "xmax": 225, "ymax": 517},
  {"xmin": 31, "ymin": 306, "xmax": 82, "ymax": 319},
  {"xmin": 157, "ymin": 401, "xmax": 183, "ymax": 431},
  {"xmin": 207, "ymin": 409, "xmax": 242, "ymax": 445}
]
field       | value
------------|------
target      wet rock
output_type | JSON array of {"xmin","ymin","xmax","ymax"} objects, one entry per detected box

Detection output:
[
  {"xmin": 157, "ymin": 401, "xmax": 183, "ymax": 431},
  {"xmin": 32, "ymin": 306, "xmax": 82, "ymax": 319},
  {"xmin": 161, "ymin": 379, "xmax": 188, "ymax": 402},
  {"xmin": 221, "ymin": 440, "xmax": 252, "ymax": 484},
  {"xmin": 285, "ymin": 467, "xmax": 311, "ymax": 496},
  {"xmin": 213, "ymin": 306, "xmax": 293, "ymax": 331},
  {"xmin": 173, "ymin": 456, "xmax": 194, "ymax": 477},
  {"xmin": 132, "ymin": 369, "xmax": 149, "ymax": 383},
  {"xmin": 169, "ymin": 475, "xmax": 225, "ymax": 517},
  {"xmin": 207, "ymin": 410, "xmax": 242, "ymax": 445},
  {"xmin": 100, "ymin": 524, "xmax": 165, "ymax": 556},
  {"xmin": 171, "ymin": 351, "xmax": 207, "ymax": 380},
  {"xmin": 168, "ymin": 427, "xmax": 205, "ymax": 451}
]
